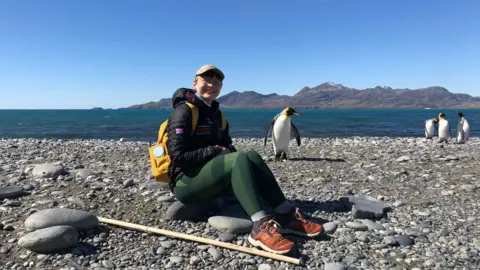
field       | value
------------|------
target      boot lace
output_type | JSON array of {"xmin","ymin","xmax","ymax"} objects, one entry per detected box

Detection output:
[
  {"xmin": 260, "ymin": 219, "xmax": 286, "ymax": 240},
  {"xmin": 294, "ymin": 208, "xmax": 309, "ymax": 223}
]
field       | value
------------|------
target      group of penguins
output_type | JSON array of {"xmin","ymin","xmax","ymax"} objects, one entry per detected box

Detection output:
[
  {"xmin": 264, "ymin": 108, "xmax": 472, "ymax": 161},
  {"xmin": 425, "ymin": 112, "xmax": 471, "ymax": 144}
]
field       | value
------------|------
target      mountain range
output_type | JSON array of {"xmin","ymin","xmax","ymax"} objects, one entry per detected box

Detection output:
[{"xmin": 123, "ymin": 82, "xmax": 480, "ymax": 109}]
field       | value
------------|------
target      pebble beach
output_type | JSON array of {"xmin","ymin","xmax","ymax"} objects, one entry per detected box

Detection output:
[{"xmin": 1, "ymin": 136, "xmax": 480, "ymax": 270}]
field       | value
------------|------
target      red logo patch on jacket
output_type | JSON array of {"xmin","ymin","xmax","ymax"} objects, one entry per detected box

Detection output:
[{"xmin": 195, "ymin": 126, "xmax": 212, "ymax": 135}]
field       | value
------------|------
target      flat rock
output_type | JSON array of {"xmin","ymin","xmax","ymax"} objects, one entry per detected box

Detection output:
[
  {"xmin": 396, "ymin": 235, "xmax": 414, "ymax": 246},
  {"xmin": 345, "ymin": 221, "xmax": 368, "ymax": 231},
  {"xmin": 25, "ymin": 208, "xmax": 99, "ymax": 230},
  {"xmin": 218, "ymin": 232, "xmax": 235, "ymax": 242},
  {"xmin": 340, "ymin": 195, "xmax": 391, "ymax": 220},
  {"xmin": 361, "ymin": 219, "xmax": 385, "ymax": 230},
  {"xmin": 32, "ymin": 163, "xmax": 65, "ymax": 178},
  {"xmin": 325, "ymin": 262, "xmax": 347, "ymax": 270},
  {"xmin": 323, "ymin": 222, "xmax": 338, "ymax": 234},
  {"xmin": 18, "ymin": 225, "xmax": 78, "ymax": 253},
  {"xmin": 74, "ymin": 169, "xmax": 96, "ymax": 179},
  {"xmin": 165, "ymin": 201, "xmax": 210, "ymax": 221},
  {"xmin": 0, "ymin": 186, "xmax": 24, "ymax": 199},
  {"xmin": 208, "ymin": 216, "xmax": 253, "ymax": 234},
  {"xmin": 383, "ymin": 236, "xmax": 398, "ymax": 246},
  {"xmin": 157, "ymin": 195, "xmax": 175, "ymax": 202},
  {"xmin": 396, "ymin": 156, "xmax": 411, "ymax": 162}
]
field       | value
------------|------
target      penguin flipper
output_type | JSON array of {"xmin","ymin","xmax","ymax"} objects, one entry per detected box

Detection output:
[
  {"xmin": 291, "ymin": 122, "xmax": 301, "ymax": 146},
  {"xmin": 457, "ymin": 120, "xmax": 463, "ymax": 134},
  {"xmin": 264, "ymin": 117, "xmax": 277, "ymax": 146}
]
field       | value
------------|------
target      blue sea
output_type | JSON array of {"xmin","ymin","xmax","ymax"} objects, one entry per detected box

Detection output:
[{"xmin": 0, "ymin": 109, "xmax": 478, "ymax": 141}]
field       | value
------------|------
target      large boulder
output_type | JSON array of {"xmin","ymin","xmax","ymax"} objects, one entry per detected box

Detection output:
[
  {"xmin": 32, "ymin": 163, "xmax": 65, "ymax": 178},
  {"xmin": 339, "ymin": 195, "xmax": 391, "ymax": 220},
  {"xmin": 0, "ymin": 185, "xmax": 24, "ymax": 199},
  {"xmin": 18, "ymin": 225, "xmax": 78, "ymax": 253},
  {"xmin": 25, "ymin": 208, "xmax": 99, "ymax": 230}
]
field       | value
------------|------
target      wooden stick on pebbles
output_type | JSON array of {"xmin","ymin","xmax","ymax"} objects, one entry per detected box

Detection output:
[{"xmin": 98, "ymin": 216, "xmax": 304, "ymax": 266}]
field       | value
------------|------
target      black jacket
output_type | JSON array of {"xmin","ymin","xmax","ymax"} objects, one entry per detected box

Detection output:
[{"xmin": 166, "ymin": 88, "xmax": 236, "ymax": 191}]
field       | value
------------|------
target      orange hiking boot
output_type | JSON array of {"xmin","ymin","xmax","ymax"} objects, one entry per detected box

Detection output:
[
  {"xmin": 247, "ymin": 216, "xmax": 295, "ymax": 254},
  {"xmin": 276, "ymin": 208, "xmax": 324, "ymax": 237}
]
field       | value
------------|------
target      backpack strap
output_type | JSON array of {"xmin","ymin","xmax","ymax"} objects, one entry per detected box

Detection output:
[
  {"xmin": 221, "ymin": 113, "xmax": 227, "ymax": 131},
  {"xmin": 185, "ymin": 102, "xmax": 198, "ymax": 134}
]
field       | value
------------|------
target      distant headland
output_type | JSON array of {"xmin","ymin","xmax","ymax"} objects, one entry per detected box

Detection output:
[{"xmin": 121, "ymin": 82, "xmax": 480, "ymax": 109}]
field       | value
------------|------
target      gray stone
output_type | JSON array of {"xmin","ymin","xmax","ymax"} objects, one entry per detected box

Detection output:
[
  {"xmin": 460, "ymin": 184, "xmax": 475, "ymax": 192},
  {"xmin": 218, "ymin": 232, "xmax": 235, "ymax": 242},
  {"xmin": 122, "ymin": 179, "xmax": 134, "ymax": 188},
  {"xmin": 208, "ymin": 247, "xmax": 223, "ymax": 261},
  {"xmin": 156, "ymin": 247, "xmax": 166, "ymax": 255},
  {"xmin": 74, "ymin": 169, "xmax": 96, "ymax": 179},
  {"xmin": 189, "ymin": 256, "xmax": 201, "ymax": 265},
  {"xmin": 160, "ymin": 241, "xmax": 174, "ymax": 249},
  {"xmin": 345, "ymin": 221, "xmax": 368, "ymax": 231},
  {"xmin": 67, "ymin": 197, "xmax": 87, "ymax": 208},
  {"xmin": 18, "ymin": 225, "xmax": 78, "ymax": 253},
  {"xmin": 102, "ymin": 260, "xmax": 115, "ymax": 269},
  {"xmin": 396, "ymin": 235, "xmax": 414, "ymax": 246},
  {"xmin": 323, "ymin": 222, "xmax": 338, "ymax": 234},
  {"xmin": 361, "ymin": 219, "xmax": 385, "ymax": 230},
  {"xmin": 24, "ymin": 208, "xmax": 99, "ymax": 230},
  {"xmin": 325, "ymin": 262, "xmax": 347, "ymax": 270},
  {"xmin": 208, "ymin": 216, "xmax": 253, "ymax": 234},
  {"xmin": 340, "ymin": 195, "xmax": 391, "ymax": 220},
  {"xmin": 0, "ymin": 186, "xmax": 24, "ymax": 199},
  {"xmin": 32, "ymin": 163, "xmax": 65, "ymax": 178},
  {"xmin": 157, "ymin": 195, "xmax": 175, "ymax": 202},
  {"xmin": 4, "ymin": 200, "xmax": 21, "ymax": 207},
  {"xmin": 169, "ymin": 256, "xmax": 183, "ymax": 263},
  {"xmin": 258, "ymin": 264, "xmax": 272, "ymax": 270},
  {"xmin": 165, "ymin": 201, "xmax": 210, "ymax": 221},
  {"xmin": 383, "ymin": 236, "xmax": 398, "ymax": 246},
  {"xmin": 396, "ymin": 156, "xmax": 411, "ymax": 162}
]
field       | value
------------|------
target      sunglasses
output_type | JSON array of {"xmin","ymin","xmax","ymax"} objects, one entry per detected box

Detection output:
[{"xmin": 199, "ymin": 70, "xmax": 223, "ymax": 85}]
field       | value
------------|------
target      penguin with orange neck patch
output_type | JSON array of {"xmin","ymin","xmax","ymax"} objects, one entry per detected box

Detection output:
[
  {"xmin": 437, "ymin": 112, "xmax": 451, "ymax": 143},
  {"xmin": 264, "ymin": 107, "xmax": 301, "ymax": 161}
]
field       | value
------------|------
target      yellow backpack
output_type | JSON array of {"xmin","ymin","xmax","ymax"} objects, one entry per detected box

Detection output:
[{"xmin": 149, "ymin": 102, "xmax": 228, "ymax": 183}]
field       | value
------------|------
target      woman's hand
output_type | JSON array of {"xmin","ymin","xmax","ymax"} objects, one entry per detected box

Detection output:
[{"xmin": 215, "ymin": 145, "xmax": 231, "ymax": 155}]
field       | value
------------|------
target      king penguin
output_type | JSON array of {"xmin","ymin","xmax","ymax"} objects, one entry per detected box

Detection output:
[
  {"xmin": 264, "ymin": 107, "xmax": 301, "ymax": 161},
  {"xmin": 456, "ymin": 112, "xmax": 470, "ymax": 144},
  {"xmin": 437, "ymin": 112, "xmax": 450, "ymax": 143},
  {"xmin": 424, "ymin": 118, "xmax": 438, "ymax": 139}
]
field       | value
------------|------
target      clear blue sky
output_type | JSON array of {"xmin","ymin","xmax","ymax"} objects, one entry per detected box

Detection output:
[{"xmin": 1, "ymin": 0, "xmax": 479, "ymax": 109}]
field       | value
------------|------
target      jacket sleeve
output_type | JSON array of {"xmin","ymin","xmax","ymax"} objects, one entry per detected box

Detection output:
[
  {"xmin": 166, "ymin": 104, "xmax": 221, "ymax": 167},
  {"xmin": 219, "ymin": 121, "xmax": 237, "ymax": 152}
]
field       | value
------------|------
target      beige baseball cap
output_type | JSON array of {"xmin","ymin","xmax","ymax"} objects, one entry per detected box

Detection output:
[{"xmin": 195, "ymin": 64, "xmax": 225, "ymax": 80}]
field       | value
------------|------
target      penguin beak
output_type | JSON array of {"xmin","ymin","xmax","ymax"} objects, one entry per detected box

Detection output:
[{"xmin": 293, "ymin": 112, "xmax": 300, "ymax": 116}]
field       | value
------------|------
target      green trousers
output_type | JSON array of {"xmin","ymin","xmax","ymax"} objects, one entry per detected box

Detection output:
[{"xmin": 173, "ymin": 150, "xmax": 287, "ymax": 216}]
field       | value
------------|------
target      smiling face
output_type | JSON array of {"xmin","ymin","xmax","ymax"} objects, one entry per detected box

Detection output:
[{"xmin": 193, "ymin": 70, "xmax": 223, "ymax": 104}]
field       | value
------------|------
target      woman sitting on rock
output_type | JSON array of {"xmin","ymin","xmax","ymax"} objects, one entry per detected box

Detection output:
[{"xmin": 166, "ymin": 64, "xmax": 324, "ymax": 254}]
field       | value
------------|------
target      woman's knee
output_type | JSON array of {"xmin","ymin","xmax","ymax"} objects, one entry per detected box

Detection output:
[
  {"xmin": 233, "ymin": 151, "xmax": 250, "ymax": 163},
  {"xmin": 245, "ymin": 150, "xmax": 262, "ymax": 160}
]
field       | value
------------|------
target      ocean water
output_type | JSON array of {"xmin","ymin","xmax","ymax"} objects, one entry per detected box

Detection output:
[{"xmin": 0, "ymin": 108, "xmax": 478, "ymax": 141}]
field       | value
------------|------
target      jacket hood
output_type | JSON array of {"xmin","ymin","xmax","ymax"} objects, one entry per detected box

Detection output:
[{"xmin": 171, "ymin": 88, "xmax": 219, "ymax": 110}]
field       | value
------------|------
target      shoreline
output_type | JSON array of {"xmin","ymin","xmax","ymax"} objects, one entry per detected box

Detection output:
[{"xmin": 2, "ymin": 135, "xmax": 478, "ymax": 143}]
